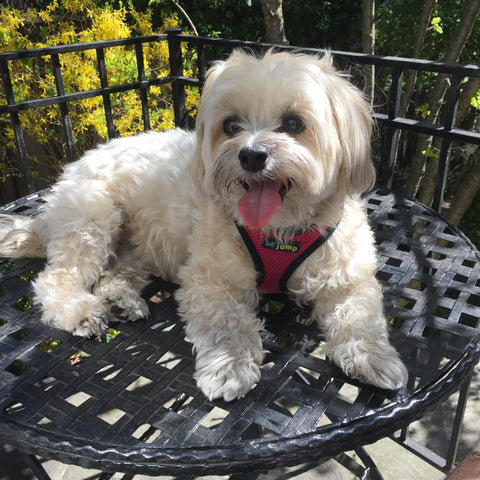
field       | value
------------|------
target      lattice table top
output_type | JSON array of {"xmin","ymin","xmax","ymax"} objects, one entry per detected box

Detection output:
[{"xmin": 0, "ymin": 187, "xmax": 479, "ymax": 476}]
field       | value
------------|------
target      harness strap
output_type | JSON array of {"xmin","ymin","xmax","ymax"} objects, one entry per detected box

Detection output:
[{"xmin": 236, "ymin": 223, "xmax": 335, "ymax": 294}]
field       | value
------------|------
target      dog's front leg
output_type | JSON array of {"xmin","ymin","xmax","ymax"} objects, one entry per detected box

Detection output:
[
  {"xmin": 176, "ymin": 253, "xmax": 263, "ymax": 401},
  {"xmin": 313, "ymin": 282, "xmax": 408, "ymax": 390}
]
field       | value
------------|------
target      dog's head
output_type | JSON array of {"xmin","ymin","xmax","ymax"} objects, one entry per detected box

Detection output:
[{"xmin": 192, "ymin": 49, "xmax": 374, "ymax": 230}]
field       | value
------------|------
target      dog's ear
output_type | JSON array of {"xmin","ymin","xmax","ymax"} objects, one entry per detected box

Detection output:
[
  {"xmin": 319, "ymin": 55, "xmax": 376, "ymax": 195},
  {"xmin": 190, "ymin": 59, "xmax": 226, "ymax": 193},
  {"xmin": 336, "ymin": 90, "xmax": 376, "ymax": 195},
  {"xmin": 191, "ymin": 122, "xmax": 206, "ymax": 192}
]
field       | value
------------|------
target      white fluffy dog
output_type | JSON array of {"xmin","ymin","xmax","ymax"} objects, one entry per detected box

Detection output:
[{"xmin": 0, "ymin": 50, "xmax": 408, "ymax": 401}]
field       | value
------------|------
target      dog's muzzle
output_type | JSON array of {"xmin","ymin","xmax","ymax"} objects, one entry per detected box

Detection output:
[{"xmin": 233, "ymin": 144, "xmax": 293, "ymax": 229}]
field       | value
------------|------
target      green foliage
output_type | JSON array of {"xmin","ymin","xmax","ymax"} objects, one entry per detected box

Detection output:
[
  {"xmin": 377, "ymin": 0, "xmax": 480, "ymax": 247},
  {"xmin": 13, "ymin": 296, "xmax": 33, "ymax": 311},
  {"xmin": 36, "ymin": 337, "xmax": 62, "ymax": 353},
  {"xmin": 177, "ymin": 0, "xmax": 265, "ymax": 40},
  {"xmin": 2, "ymin": 261, "xmax": 15, "ymax": 272},
  {"xmin": 0, "ymin": 0, "xmax": 199, "ymax": 192},
  {"xmin": 283, "ymin": 0, "xmax": 362, "ymax": 49},
  {"xmin": 430, "ymin": 16, "xmax": 443, "ymax": 34},
  {"xmin": 18, "ymin": 269, "xmax": 38, "ymax": 281},
  {"xmin": 422, "ymin": 146, "xmax": 440, "ymax": 160},
  {"xmin": 105, "ymin": 328, "xmax": 121, "ymax": 342},
  {"xmin": 415, "ymin": 103, "xmax": 431, "ymax": 119},
  {"xmin": 377, "ymin": 0, "xmax": 480, "ymax": 62},
  {"xmin": 472, "ymin": 90, "xmax": 480, "ymax": 110},
  {"xmin": 152, "ymin": 0, "xmax": 362, "ymax": 50}
]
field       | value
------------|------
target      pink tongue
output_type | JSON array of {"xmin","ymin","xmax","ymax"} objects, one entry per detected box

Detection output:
[{"xmin": 238, "ymin": 180, "xmax": 282, "ymax": 228}]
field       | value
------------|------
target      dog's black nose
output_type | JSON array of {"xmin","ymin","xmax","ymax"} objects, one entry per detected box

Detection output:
[{"xmin": 239, "ymin": 144, "xmax": 269, "ymax": 173}]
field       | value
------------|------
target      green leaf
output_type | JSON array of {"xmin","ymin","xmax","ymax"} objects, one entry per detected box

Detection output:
[
  {"xmin": 431, "ymin": 17, "xmax": 443, "ymax": 34},
  {"xmin": 415, "ymin": 102, "xmax": 431, "ymax": 118},
  {"xmin": 471, "ymin": 90, "xmax": 480, "ymax": 110},
  {"xmin": 422, "ymin": 146, "xmax": 440, "ymax": 159}
]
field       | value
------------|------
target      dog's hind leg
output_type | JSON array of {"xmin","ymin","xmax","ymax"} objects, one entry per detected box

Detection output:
[
  {"xmin": 94, "ymin": 247, "xmax": 151, "ymax": 324},
  {"xmin": 34, "ymin": 267, "xmax": 111, "ymax": 337},
  {"xmin": 32, "ymin": 181, "xmax": 124, "ymax": 337}
]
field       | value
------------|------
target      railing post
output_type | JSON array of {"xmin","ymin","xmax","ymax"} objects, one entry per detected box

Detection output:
[
  {"xmin": 379, "ymin": 65, "xmax": 403, "ymax": 188},
  {"xmin": 197, "ymin": 43, "xmax": 206, "ymax": 92},
  {"xmin": 96, "ymin": 47, "xmax": 117, "ymax": 139},
  {"xmin": 0, "ymin": 59, "xmax": 35, "ymax": 194},
  {"xmin": 51, "ymin": 53, "xmax": 76, "ymax": 162},
  {"xmin": 135, "ymin": 41, "xmax": 151, "ymax": 132},
  {"xmin": 432, "ymin": 73, "xmax": 462, "ymax": 213},
  {"xmin": 167, "ymin": 28, "xmax": 187, "ymax": 129}
]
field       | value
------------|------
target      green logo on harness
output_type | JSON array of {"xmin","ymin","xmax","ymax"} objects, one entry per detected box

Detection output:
[{"xmin": 263, "ymin": 237, "xmax": 301, "ymax": 253}]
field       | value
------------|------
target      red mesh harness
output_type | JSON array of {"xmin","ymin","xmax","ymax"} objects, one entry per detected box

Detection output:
[{"xmin": 236, "ymin": 223, "xmax": 335, "ymax": 294}]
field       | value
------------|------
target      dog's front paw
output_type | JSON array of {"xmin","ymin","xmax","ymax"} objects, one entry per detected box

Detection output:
[
  {"xmin": 194, "ymin": 341, "xmax": 264, "ymax": 402},
  {"xmin": 195, "ymin": 359, "xmax": 261, "ymax": 402},
  {"xmin": 327, "ymin": 340, "xmax": 408, "ymax": 390}
]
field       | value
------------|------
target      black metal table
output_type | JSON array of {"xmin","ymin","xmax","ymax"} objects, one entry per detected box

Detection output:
[{"xmin": 1, "ymin": 187, "xmax": 479, "ymax": 479}]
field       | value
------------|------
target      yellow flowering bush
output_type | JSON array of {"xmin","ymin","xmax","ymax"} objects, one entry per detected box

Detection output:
[{"xmin": 0, "ymin": 0, "xmax": 199, "ymax": 192}]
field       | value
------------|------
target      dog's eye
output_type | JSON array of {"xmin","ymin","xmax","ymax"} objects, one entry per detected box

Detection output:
[
  {"xmin": 223, "ymin": 118, "xmax": 242, "ymax": 137},
  {"xmin": 279, "ymin": 115, "xmax": 305, "ymax": 135}
]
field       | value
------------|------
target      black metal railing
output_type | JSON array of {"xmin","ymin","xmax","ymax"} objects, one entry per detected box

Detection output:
[
  {"xmin": 0, "ymin": 33, "xmax": 169, "ymax": 195},
  {"xmin": 1, "ymin": 28, "xmax": 479, "ymax": 211}
]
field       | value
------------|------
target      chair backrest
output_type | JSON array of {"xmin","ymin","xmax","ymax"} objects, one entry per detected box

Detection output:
[{"xmin": 1, "ymin": 28, "xmax": 479, "ymax": 211}]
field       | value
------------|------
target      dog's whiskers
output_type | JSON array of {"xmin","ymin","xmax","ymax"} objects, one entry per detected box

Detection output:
[{"xmin": 225, "ymin": 178, "xmax": 238, "ymax": 192}]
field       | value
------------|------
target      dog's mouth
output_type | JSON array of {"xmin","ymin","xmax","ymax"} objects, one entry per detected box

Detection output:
[{"xmin": 237, "ymin": 178, "xmax": 292, "ymax": 229}]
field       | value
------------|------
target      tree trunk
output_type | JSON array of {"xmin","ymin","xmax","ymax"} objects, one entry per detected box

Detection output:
[
  {"xmin": 441, "ymin": 77, "xmax": 480, "ymax": 225},
  {"xmin": 417, "ymin": 64, "xmax": 480, "ymax": 205},
  {"xmin": 362, "ymin": 0, "xmax": 375, "ymax": 104},
  {"xmin": 405, "ymin": 0, "xmax": 480, "ymax": 201},
  {"xmin": 455, "ymin": 76, "xmax": 480, "ymax": 124},
  {"xmin": 398, "ymin": 0, "xmax": 437, "ymax": 118},
  {"xmin": 388, "ymin": 0, "xmax": 436, "ymax": 188},
  {"xmin": 444, "ymin": 149, "xmax": 480, "ymax": 226},
  {"xmin": 260, "ymin": 0, "xmax": 288, "ymax": 45}
]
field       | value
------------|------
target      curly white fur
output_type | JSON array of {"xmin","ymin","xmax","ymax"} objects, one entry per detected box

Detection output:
[{"xmin": 0, "ymin": 50, "xmax": 408, "ymax": 400}]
